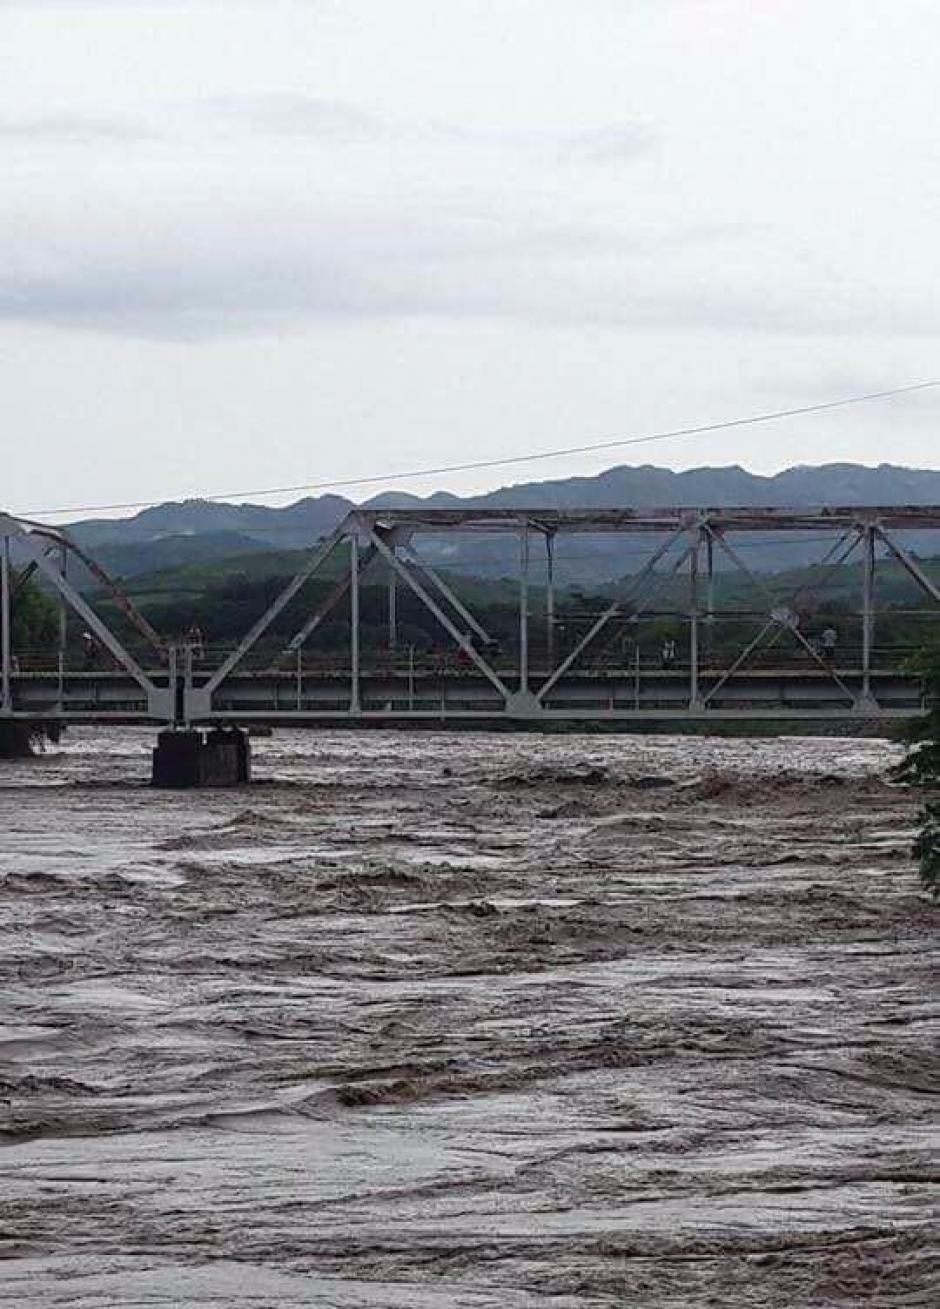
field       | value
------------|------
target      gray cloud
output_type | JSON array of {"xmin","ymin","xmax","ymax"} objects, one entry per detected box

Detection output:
[
  {"xmin": 557, "ymin": 124, "xmax": 656, "ymax": 163},
  {"xmin": 0, "ymin": 113, "xmax": 152, "ymax": 144},
  {"xmin": 0, "ymin": 92, "xmax": 655, "ymax": 164},
  {"xmin": 3, "ymin": 0, "xmax": 939, "ymax": 509},
  {"xmin": 205, "ymin": 94, "xmax": 386, "ymax": 142},
  {"xmin": 200, "ymin": 93, "xmax": 655, "ymax": 163},
  {"xmin": 424, "ymin": 119, "xmax": 655, "ymax": 163},
  {"xmin": 0, "ymin": 205, "xmax": 927, "ymax": 343},
  {"xmin": 0, "ymin": 214, "xmax": 626, "ymax": 338}
]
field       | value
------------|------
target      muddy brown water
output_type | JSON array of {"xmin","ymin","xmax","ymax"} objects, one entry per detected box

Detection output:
[{"xmin": 0, "ymin": 729, "xmax": 936, "ymax": 1307}]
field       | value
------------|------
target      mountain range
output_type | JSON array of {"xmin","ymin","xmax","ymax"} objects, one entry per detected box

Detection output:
[{"xmin": 64, "ymin": 461, "xmax": 940, "ymax": 584}]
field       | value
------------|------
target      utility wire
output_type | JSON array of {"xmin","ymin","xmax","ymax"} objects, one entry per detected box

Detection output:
[{"xmin": 20, "ymin": 378, "xmax": 940, "ymax": 519}]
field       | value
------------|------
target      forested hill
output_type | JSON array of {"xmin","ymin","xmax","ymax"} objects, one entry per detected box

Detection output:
[{"xmin": 64, "ymin": 461, "xmax": 940, "ymax": 584}]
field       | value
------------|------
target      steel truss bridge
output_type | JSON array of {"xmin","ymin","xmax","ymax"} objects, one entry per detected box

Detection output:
[{"xmin": 2, "ymin": 505, "xmax": 940, "ymax": 730}]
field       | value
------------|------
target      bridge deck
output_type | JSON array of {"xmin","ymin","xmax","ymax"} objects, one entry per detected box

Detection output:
[{"xmin": 7, "ymin": 665, "xmax": 926, "ymax": 725}]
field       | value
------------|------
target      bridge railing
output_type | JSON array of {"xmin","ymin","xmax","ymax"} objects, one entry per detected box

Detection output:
[{"xmin": 8, "ymin": 639, "xmax": 932, "ymax": 679}]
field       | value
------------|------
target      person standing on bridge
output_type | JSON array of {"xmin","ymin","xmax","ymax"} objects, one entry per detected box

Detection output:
[
  {"xmin": 82, "ymin": 631, "xmax": 97, "ymax": 670},
  {"xmin": 821, "ymin": 626, "xmax": 838, "ymax": 663},
  {"xmin": 186, "ymin": 623, "xmax": 205, "ymax": 661}
]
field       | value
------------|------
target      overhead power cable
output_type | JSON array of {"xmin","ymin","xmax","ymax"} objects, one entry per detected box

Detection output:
[{"xmin": 20, "ymin": 378, "xmax": 939, "ymax": 519}]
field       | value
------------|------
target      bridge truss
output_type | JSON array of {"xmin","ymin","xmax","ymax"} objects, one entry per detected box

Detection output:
[{"xmin": 2, "ymin": 505, "xmax": 940, "ymax": 728}]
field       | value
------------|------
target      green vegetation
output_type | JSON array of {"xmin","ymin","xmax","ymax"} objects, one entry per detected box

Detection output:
[
  {"xmin": 94, "ymin": 548, "xmax": 524, "ymax": 656},
  {"xmin": 12, "ymin": 574, "xmax": 58, "ymax": 650},
  {"xmin": 87, "ymin": 544, "xmax": 940, "ymax": 674},
  {"xmin": 895, "ymin": 649, "xmax": 940, "ymax": 899}
]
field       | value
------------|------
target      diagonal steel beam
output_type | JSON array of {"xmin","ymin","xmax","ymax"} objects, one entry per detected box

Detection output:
[
  {"xmin": 13, "ymin": 533, "xmax": 164, "ymax": 654},
  {"xmin": 703, "ymin": 618, "xmax": 777, "ymax": 705},
  {"xmin": 787, "ymin": 529, "xmax": 858, "ymax": 610},
  {"xmin": 26, "ymin": 526, "xmax": 165, "ymax": 653},
  {"xmin": 203, "ymin": 517, "xmax": 351, "ymax": 694},
  {"xmin": 624, "ymin": 541, "xmax": 697, "ymax": 624},
  {"xmin": 877, "ymin": 525, "xmax": 940, "ymax": 605},
  {"xmin": 704, "ymin": 525, "xmax": 858, "ymax": 703},
  {"xmin": 280, "ymin": 534, "xmax": 493, "ymax": 666},
  {"xmin": 787, "ymin": 615, "xmax": 858, "ymax": 700},
  {"xmin": 363, "ymin": 523, "xmax": 512, "ymax": 701},
  {"xmin": 279, "ymin": 544, "xmax": 378, "ymax": 660},
  {"xmin": 699, "ymin": 523, "xmax": 808, "ymax": 706},
  {"xmin": 537, "ymin": 520, "xmax": 694, "ymax": 702},
  {"xmin": 12, "ymin": 556, "xmax": 41, "ymax": 602},
  {"xmin": 705, "ymin": 526, "xmax": 778, "ymax": 610},
  {"xmin": 56, "ymin": 534, "xmax": 165, "ymax": 653},
  {"xmin": 401, "ymin": 546, "xmax": 495, "ymax": 647},
  {"xmin": 15, "ymin": 530, "xmax": 156, "ymax": 696}
]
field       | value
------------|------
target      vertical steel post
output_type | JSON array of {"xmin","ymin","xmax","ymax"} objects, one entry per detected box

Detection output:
[
  {"xmin": 387, "ymin": 558, "xmax": 397, "ymax": 654},
  {"xmin": 167, "ymin": 644, "xmax": 179, "ymax": 727},
  {"xmin": 1, "ymin": 533, "xmax": 11, "ymax": 714},
  {"xmin": 545, "ymin": 531, "xmax": 555, "ymax": 670},
  {"xmin": 57, "ymin": 540, "xmax": 68, "ymax": 704},
  {"xmin": 689, "ymin": 532, "xmax": 701, "ymax": 709},
  {"xmin": 183, "ymin": 642, "xmax": 194, "ymax": 728},
  {"xmin": 295, "ymin": 646, "xmax": 303, "ymax": 711},
  {"xmin": 519, "ymin": 523, "xmax": 530, "ymax": 694},
  {"xmin": 350, "ymin": 531, "xmax": 360, "ymax": 714},
  {"xmin": 861, "ymin": 523, "xmax": 875, "ymax": 697},
  {"xmin": 58, "ymin": 540, "xmax": 68, "ymax": 665},
  {"xmin": 704, "ymin": 525, "xmax": 715, "ymax": 664},
  {"xmin": 634, "ymin": 641, "xmax": 641, "ymax": 710},
  {"xmin": 408, "ymin": 644, "xmax": 415, "ymax": 711}
]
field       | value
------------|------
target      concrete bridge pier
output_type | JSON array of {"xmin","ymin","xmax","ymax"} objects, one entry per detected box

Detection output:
[{"xmin": 152, "ymin": 727, "xmax": 251, "ymax": 789}]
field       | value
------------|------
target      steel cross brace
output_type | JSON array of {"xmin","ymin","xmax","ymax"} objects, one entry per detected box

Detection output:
[
  {"xmin": 536, "ymin": 519, "xmax": 697, "ymax": 702},
  {"xmin": 52, "ymin": 531, "xmax": 165, "ymax": 654},
  {"xmin": 400, "ymin": 545, "xmax": 495, "ymax": 649},
  {"xmin": 877, "ymin": 524, "xmax": 940, "ymax": 606},
  {"xmin": 701, "ymin": 525, "xmax": 860, "ymax": 707},
  {"xmin": 201, "ymin": 518, "xmax": 352, "ymax": 697},
  {"xmin": 362, "ymin": 522, "xmax": 512, "ymax": 702},
  {"xmin": 701, "ymin": 525, "xmax": 859, "ymax": 706},
  {"xmin": 7, "ymin": 521, "xmax": 165, "ymax": 715},
  {"xmin": 277, "ymin": 529, "xmax": 496, "ymax": 665},
  {"xmin": 10, "ymin": 529, "xmax": 165, "ymax": 655},
  {"xmin": 278, "ymin": 543, "xmax": 379, "ymax": 661},
  {"xmin": 11, "ymin": 552, "xmax": 48, "ymax": 602}
]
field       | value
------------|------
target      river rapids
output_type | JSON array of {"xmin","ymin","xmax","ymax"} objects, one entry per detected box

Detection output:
[{"xmin": 1, "ymin": 729, "xmax": 936, "ymax": 1306}]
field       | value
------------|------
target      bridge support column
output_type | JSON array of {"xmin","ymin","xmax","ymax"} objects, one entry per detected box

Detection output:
[{"xmin": 152, "ymin": 727, "xmax": 251, "ymax": 789}]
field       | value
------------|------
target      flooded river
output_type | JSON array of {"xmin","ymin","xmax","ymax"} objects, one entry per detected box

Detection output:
[{"xmin": 1, "ymin": 729, "xmax": 936, "ymax": 1306}]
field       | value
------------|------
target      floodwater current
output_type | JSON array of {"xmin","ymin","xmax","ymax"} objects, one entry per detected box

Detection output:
[{"xmin": 1, "ymin": 729, "xmax": 937, "ymax": 1307}]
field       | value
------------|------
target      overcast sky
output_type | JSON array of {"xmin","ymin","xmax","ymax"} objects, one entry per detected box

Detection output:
[{"xmin": 3, "ymin": 0, "xmax": 940, "ymax": 516}]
